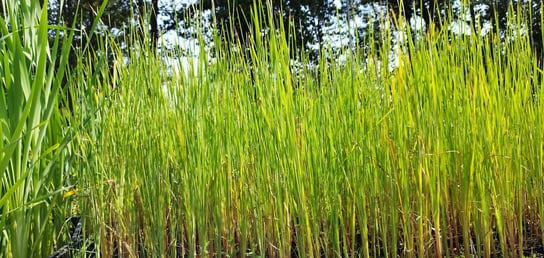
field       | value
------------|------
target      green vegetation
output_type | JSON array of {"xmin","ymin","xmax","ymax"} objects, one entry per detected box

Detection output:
[
  {"xmin": 0, "ymin": 0, "xmax": 75, "ymax": 256},
  {"xmin": 2, "ymin": 0, "xmax": 544, "ymax": 257}
]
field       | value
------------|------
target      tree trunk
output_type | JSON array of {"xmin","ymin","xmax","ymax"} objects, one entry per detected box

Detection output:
[
  {"xmin": 137, "ymin": 0, "xmax": 146, "ymax": 42},
  {"xmin": 387, "ymin": 0, "xmax": 413, "ymax": 27},
  {"xmin": 418, "ymin": 0, "xmax": 439, "ymax": 32},
  {"xmin": 402, "ymin": 0, "xmax": 413, "ymax": 24},
  {"xmin": 150, "ymin": 0, "xmax": 158, "ymax": 52},
  {"xmin": 316, "ymin": 0, "xmax": 324, "ymax": 50}
]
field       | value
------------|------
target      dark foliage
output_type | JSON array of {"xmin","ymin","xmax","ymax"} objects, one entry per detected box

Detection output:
[
  {"xmin": 177, "ymin": 0, "xmax": 336, "ymax": 58},
  {"xmin": 42, "ymin": 0, "xmax": 543, "ymax": 64}
]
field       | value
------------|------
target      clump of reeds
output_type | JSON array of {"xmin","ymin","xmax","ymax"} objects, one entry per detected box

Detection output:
[{"xmin": 0, "ymin": 0, "xmax": 78, "ymax": 256}]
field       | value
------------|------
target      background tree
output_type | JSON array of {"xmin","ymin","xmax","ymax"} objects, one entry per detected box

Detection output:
[
  {"xmin": 48, "ymin": 0, "xmax": 132, "ymax": 67},
  {"xmin": 178, "ymin": 0, "xmax": 336, "ymax": 57},
  {"xmin": 43, "ymin": 0, "xmax": 542, "ymax": 64},
  {"xmin": 47, "ymin": 0, "xmax": 163, "ymax": 66},
  {"xmin": 380, "ymin": 0, "xmax": 542, "ymax": 61},
  {"xmin": 45, "ymin": 0, "xmax": 162, "ymax": 111}
]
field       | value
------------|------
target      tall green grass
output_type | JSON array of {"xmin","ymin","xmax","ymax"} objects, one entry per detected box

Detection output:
[
  {"xmin": 74, "ymin": 3, "xmax": 543, "ymax": 256},
  {"xmin": 3, "ymin": 0, "xmax": 544, "ymax": 257}
]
